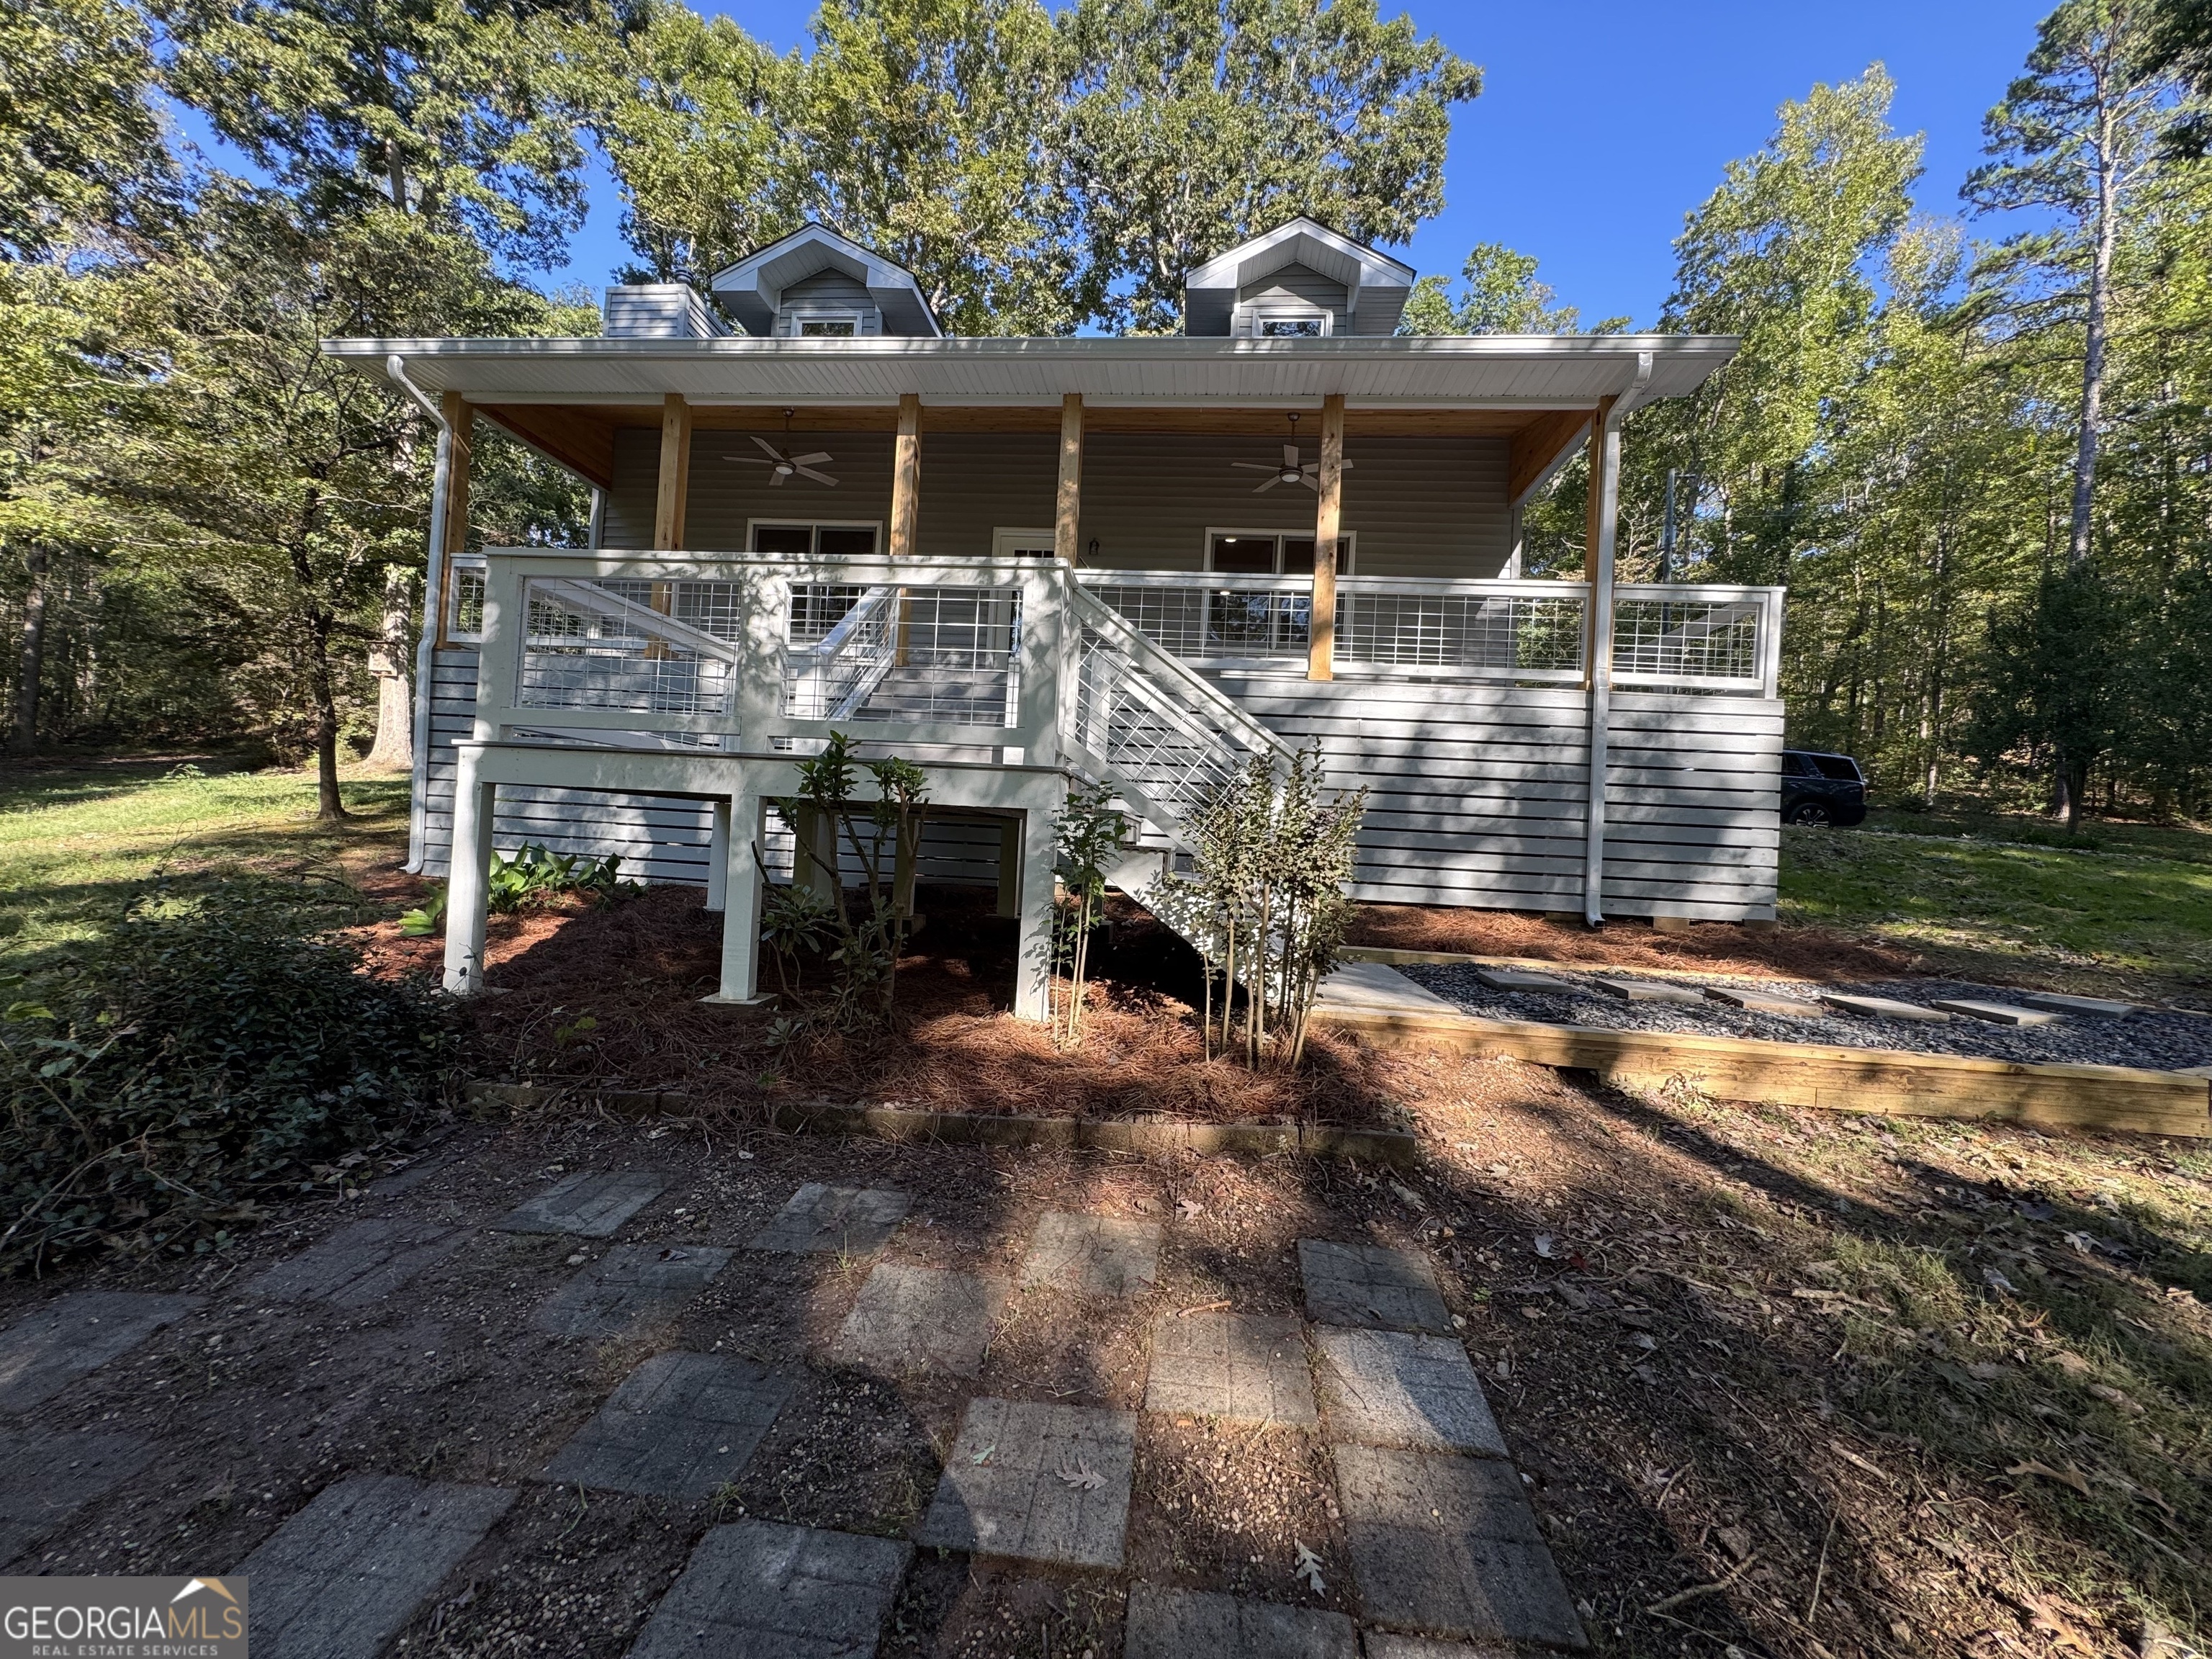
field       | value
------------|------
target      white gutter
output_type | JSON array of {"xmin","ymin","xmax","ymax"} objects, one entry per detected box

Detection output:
[
  {"xmin": 1583, "ymin": 351, "xmax": 1653, "ymax": 927},
  {"xmin": 386, "ymin": 353, "xmax": 451, "ymax": 875}
]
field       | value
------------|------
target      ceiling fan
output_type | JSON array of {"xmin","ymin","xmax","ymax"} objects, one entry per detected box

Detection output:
[
  {"xmin": 1231, "ymin": 413, "xmax": 1354, "ymax": 493},
  {"xmin": 727, "ymin": 409, "xmax": 837, "ymax": 487}
]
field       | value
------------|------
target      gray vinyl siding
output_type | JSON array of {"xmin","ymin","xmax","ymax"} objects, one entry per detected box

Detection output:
[
  {"xmin": 602, "ymin": 284, "xmax": 727, "ymax": 338},
  {"xmin": 602, "ymin": 426, "xmax": 898, "ymax": 552},
  {"xmin": 1076, "ymin": 434, "xmax": 1511, "ymax": 577},
  {"xmin": 773, "ymin": 270, "xmax": 883, "ymax": 336},
  {"xmin": 601, "ymin": 428, "xmax": 1511, "ymax": 576},
  {"xmin": 423, "ymin": 646, "xmax": 1779, "ymax": 920},
  {"xmin": 1234, "ymin": 264, "xmax": 1349, "ymax": 335},
  {"xmin": 914, "ymin": 433, "xmax": 1059, "ymax": 557}
]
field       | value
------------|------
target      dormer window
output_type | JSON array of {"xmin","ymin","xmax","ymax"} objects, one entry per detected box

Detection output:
[
  {"xmin": 1259, "ymin": 316, "xmax": 1325, "ymax": 338},
  {"xmin": 793, "ymin": 311, "xmax": 860, "ymax": 337}
]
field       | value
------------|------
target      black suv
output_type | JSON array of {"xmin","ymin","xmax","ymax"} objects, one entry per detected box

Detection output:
[{"xmin": 1781, "ymin": 750, "xmax": 1867, "ymax": 826}]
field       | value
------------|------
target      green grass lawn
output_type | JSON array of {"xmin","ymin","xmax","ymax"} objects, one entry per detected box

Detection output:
[
  {"xmin": 0, "ymin": 752, "xmax": 410, "ymax": 969},
  {"xmin": 1781, "ymin": 807, "xmax": 2212, "ymax": 1002}
]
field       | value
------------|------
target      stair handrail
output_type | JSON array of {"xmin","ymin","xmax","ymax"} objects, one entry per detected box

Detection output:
[
  {"xmin": 1062, "ymin": 583, "xmax": 1297, "ymax": 845},
  {"xmin": 786, "ymin": 583, "xmax": 900, "ymax": 720}
]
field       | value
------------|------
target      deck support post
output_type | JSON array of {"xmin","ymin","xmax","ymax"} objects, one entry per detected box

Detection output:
[
  {"xmin": 1012, "ymin": 806, "xmax": 1057, "ymax": 1021},
  {"xmin": 1055, "ymin": 395, "xmax": 1083, "ymax": 564},
  {"xmin": 442, "ymin": 754, "xmax": 495, "ymax": 994},
  {"xmin": 1308, "ymin": 392, "xmax": 1344, "ymax": 680},
  {"xmin": 706, "ymin": 788, "xmax": 770, "ymax": 1005},
  {"xmin": 1583, "ymin": 395, "xmax": 1619, "ymax": 927},
  {"xmin": 1581, "ymin": 353, "xmax": 1650, "ymax": 927},
  {"xmin": 994, "ymin": 815, "xmax": 1022, "ymax": 917},
  {"xmin": 654, "ymin": 393, "xmax": 691, "ymax": 549},
  {"xmin": 704, "ymin": 796, "xmax": 731, "ymax": 912}
]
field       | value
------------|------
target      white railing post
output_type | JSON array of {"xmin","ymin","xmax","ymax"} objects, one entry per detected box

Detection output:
[
  {"xmin": 472, "ymin": 557, "xmax": 526, "ymax": 741},
  {"xmin": 441, "ymin": 745, "xmax": 495, "ymax": 994}
]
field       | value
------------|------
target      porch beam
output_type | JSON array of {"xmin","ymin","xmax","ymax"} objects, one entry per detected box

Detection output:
[
  {"xmin": 654, "ymin": 392, "xmax": 691, "ymax": 549},
  {"xmin": 1308, "ymin": 392, "xmax": 1345, "ymax": 681},
  {"xmin": 1056, "ymin": 394, "xmax": 1083, "ymax": 563},
  {"xmin": 890, "ymin": 392, "xmax": 922, "ymax": 557}
]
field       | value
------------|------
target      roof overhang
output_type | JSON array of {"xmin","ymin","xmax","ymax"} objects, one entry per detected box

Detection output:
[
  {"xmin": 332, "ymin": 333, "xmax": 1732, "ymax": 413},
  {"xmin": 340, "ymin": 334, "xmax": 1734, "ymax": 498}
]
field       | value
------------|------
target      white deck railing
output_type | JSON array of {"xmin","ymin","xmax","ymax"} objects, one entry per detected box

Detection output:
[
  {"xmin": 464, "ymin": 554, "xmax": 1782, "ymax": 778},
  {"xmin": 1076, "ymin": 572, "xmax": 1782, "ymax": 698}
]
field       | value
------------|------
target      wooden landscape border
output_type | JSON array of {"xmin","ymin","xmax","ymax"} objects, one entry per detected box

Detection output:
[
  {"xmin": 1314, "ymin": 1004, "xmax": 2212, "ymax": 1139},
  {"xmin": 460, "ymin": 1082, "xmax": 1421, "ymax": 1167}
]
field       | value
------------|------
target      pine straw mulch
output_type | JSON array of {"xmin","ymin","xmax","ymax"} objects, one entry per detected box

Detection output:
[
  {"xmin": 355, "ymin": 883, "xmax": 1434, "ymax": 1129},
  {"xmin": 1346, "ymin": 902, "xmax": 1924, "ymax": 981}
]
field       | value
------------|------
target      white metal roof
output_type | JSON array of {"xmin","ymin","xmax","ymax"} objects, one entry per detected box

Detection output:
[{"xmin": 333, "ymin": 333, "xmax": 1736, "ymax": 413}]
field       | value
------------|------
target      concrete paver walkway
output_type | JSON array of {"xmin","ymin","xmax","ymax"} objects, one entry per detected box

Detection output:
[{"xmin": 11, "ymin": 1154, "xmax": 1598, "ymax": 1658}]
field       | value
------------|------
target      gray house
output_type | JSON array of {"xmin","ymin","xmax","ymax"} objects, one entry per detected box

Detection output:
[{"xmin": 328, "ymin": 218, "xmax": 1776, "ymax": 1017}]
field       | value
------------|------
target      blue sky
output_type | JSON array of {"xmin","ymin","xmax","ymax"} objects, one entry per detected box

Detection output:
[{"xmin": 541, "ymin": 0, "xmax": 2056, "ymax": 326}]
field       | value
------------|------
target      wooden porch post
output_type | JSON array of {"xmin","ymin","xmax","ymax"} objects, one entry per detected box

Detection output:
[
  {"xmin": 654, "ymin": 392, "xmax": 691, "ymax": 549},
  {"xmin": 1582, "ymin": 394, "xmax": 1620, "ymax": 927},
  {"xmin": 890, "ymin": 392, "xmax": 922, "ymax": 558},
  {"xmin": 1055, "ymin": 394, "xmax": 1084, "ymax": 563},
  {"xmin": 1308, "ymin": 392, "xmax": 1345, "ymax": 680}
]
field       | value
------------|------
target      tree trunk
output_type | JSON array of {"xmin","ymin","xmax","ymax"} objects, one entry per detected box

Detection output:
[
  {"xmin": 286, "ymin": 494, "xmax": 346, "ymax": 822},
  {"xmin": 364, "ymin": 565, "xmax": 415, "ymax": 770},
  {"xmin": 2069, "ymin": 102, "xmax": 2121, "ymax": 570},
  {"xmin": 11, "ymin": 544, "xmax": 45, "ymax": 754}
]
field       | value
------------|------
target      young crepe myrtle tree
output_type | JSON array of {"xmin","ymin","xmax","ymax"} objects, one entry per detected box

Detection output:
[
  {"xmin": 1174, "ymin": 747, "xmax": 1364, "ymax": 1069},
  {"xmin": 766, "ymin": 729, "xmax": 929, "ymax": 1028},
  {"xmin": 1051, "ymin": 778, "xmax": 1125, "ymax": 1048}
]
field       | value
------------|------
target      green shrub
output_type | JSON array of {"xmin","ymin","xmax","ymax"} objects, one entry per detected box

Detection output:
[{"xmin": 0, "ymin": 894, "xmax": 454, "ymax": 1272}]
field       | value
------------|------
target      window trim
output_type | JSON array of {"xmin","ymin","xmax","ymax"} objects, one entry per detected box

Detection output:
[
  {"xmin": 992, "ymin": 526, "xmax": 1058, "ymax": 559},
  {"xmin": 745, "ymin": 519, "xmax": 884, "ymax": 557},
  {"xmin": 1241, "ymin": 306, "xmax": 1332, "ymax": 338},
  {"xmin": 441, "ymin": 552, "xmax": 488, "ymax": 646},
  {"xmin": 1202, "ymin": 526, "xmax": 1355, "ymax": 575},
  {"xmin": 785, "ymin": 307, "xmax": 864, "ymax": 338}
]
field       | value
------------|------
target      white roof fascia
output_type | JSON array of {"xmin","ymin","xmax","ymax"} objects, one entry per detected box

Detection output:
[{"xmin": 340, "ymin": 333, "xmax": 1735, "ymax": 408}]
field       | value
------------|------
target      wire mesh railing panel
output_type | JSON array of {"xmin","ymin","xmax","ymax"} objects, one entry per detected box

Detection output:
[
  {"xmin": 1612, "ymin": 598, "xmax": 1763, "ymax": 684},
  {"xmin": 1336, "ymin": 590, "xmax": 1586, "ymax": 675},
  {"xmin": 516, "ymin": 577, "xmax": 738, "ymax": 717},
  {"xmin": 784, "ymin": 585, "xmax": 896, "ymax": 719},
  {"xmin": 1072, "ymin": 628, "xmax": 1251, "ymax": 825},
  {"xmin": 784, "ymin": 585, "xmax": 1023, "ymax": 728},
  {"xmin": 1088, "ymin": 584, "xmax": 1308, "ymax": 663},
  {"xmin": 788, "ymin": 583, "xmax": 869, "ymax": 645}
]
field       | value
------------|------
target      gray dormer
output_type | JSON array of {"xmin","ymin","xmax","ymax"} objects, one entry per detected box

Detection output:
[
  {"xmin": 709, "ymin": 224, "xmax": 943, "ymax": 338},
  {"xmin": 603, "ymin": 283, "xmax": 729, "ymax": 338},
  {"xmin": 1183, "ymin": 217, "xmax": 1416, "ymax": 338}
]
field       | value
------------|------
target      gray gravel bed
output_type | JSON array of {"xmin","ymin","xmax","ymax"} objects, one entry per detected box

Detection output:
[{"xmin": 1395, "ymin": 965, "xmax": 2212, "ymax": 1071}]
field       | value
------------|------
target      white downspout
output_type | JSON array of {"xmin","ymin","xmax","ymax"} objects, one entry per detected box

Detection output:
[
  {"xmin": 387, "ymin": 354, "xmax": 451, "ymax": 874},
  {"xmin": 1583, "ymin": 351, "xmax": 1653, "ymax": 928}
]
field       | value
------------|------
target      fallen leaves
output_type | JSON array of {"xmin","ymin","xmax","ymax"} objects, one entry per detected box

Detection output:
[
  {"xmin": 2005, "ymin": 1459, "xmax": 2092, "ymax": 1497},
  {"xmin": 1056, "ymin": 1460, "xmax": 1105, "ymax": 1491},
  {"xmin": 1293, "ymin": 1540, "xmax": 1326, "ymax": 1593}
]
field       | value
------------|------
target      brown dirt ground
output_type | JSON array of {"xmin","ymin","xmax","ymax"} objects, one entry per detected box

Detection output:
[{"xmin": 8, "ymin": 1056, "xmax": 2203, "ymax": 1659}]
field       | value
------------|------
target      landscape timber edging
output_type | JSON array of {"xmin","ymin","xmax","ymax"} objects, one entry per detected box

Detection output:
[
  {"xmin": 459, "ymin": 1082, "xmax": 1421, "ymax": 1167},
  {"xmin": 1313, "ymin": 1004, "xmax": 2212, "ymax": 1139}
]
